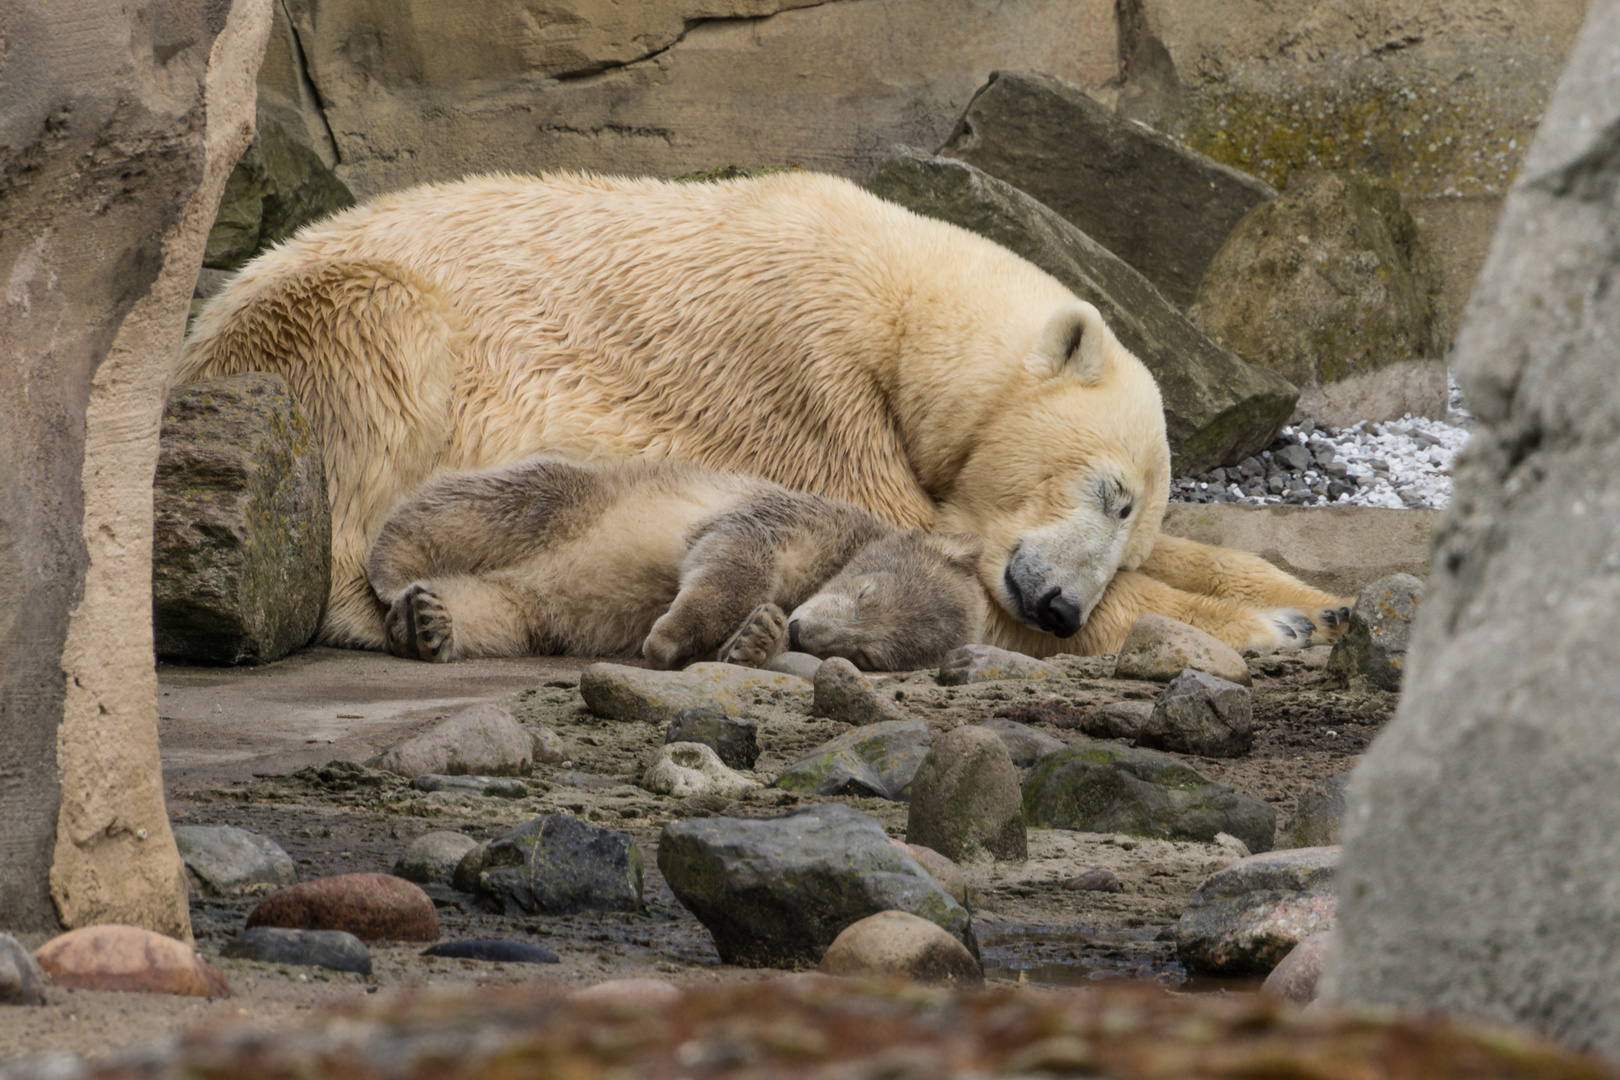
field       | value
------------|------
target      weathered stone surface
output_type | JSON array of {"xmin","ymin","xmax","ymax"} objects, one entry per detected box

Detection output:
[
  {"xmin": 172, "ymin": 825, "xmax": 297, "ymax": 897},
  {"xmin": 868, "ymin": 147, "xmax": 1295, "ymax": 474},
  {"xmin": 410, "ymin": 774, "xmax": 530, "ymax": 799},
  {"xmin": 895, "ymin": 843, "xmax": 973, "ymax": 909},
  {"xmin": 1324, "ymin": 574, "xmax": 1424, "ymax": 692},
  {"xmin": 906, "ymin": 727, "xmax": 1026, "ymax": 864},
  {"xmin": 527, "ymin": 725, "xmax": 567, "ymax": 764},
  {"xmin": 1113, "ymin": 614, "xmax": 1251, "ymax": 685},
  {"xmin": 203, "ymin": 113, "xmax": 355, "ymax": 271},
  {"xmin": 643, "ymin": 742, "xmax": 759, "ymax": 799},
  {"xmin": 976, "ymin": 719, "xmax": 1066, "ymax": 768},
  {"xmin": 657, "ymin": 803, "xmax": 976, "ymax": 968},
  {"xmin": 393, "ymin": 831, "xmax": 480, "ymax": 887},
  {"xmin": 36, "ymin": 926, "xmax": 230, "ymax": 997},
  {"xmin": 246, "ymin": 873, "xmax": 440, "ymax": 942},
  {"xmin": 935, "ymin": 645, "xmax": 1058, "ymax": 686},
  {"xmin": 1023, "ymin": 743, "xmax": 1275, "ymax": 853},
  {"xmin": 1329, "ymin": 4, "xmax": 1620, "ymax": 1052},
  {"xmin": 775, "ymin": 721, "xmax": 933, "ymax": 802},
  {"xmin": 421, "ymin": 939, "xmax": 559, "ymax": 965},
  {"xmin": 1080, "ymin": 701, "xmax": 1156, "ymax": 742},
  {"xmin": 764, "ymin": 651, "xmax": 824, "ymax": 682},
  {"xmin": 1262, "ymin": 930, "xmax": 1333, "ymax": 1006},
  {"xmin": 818, "ymin": 910, "xmax": 983, "ymax": 985},
  {"xmin": 1065, "ymin": 869, "xmax": 1123, "ymax": 893},
  {"xmin": 0, "ymin": 933, "xmax": 48, "ymax": 1005},
  {"xmin": 1175, "ymin": 847, "xmax": 1338, "ymax": 975},
  {"xmin": 1136, "ymin": 670, "xmax": 1255, "ymax": 758},
  {"xmin": 581, "ymin": 662, "xmax": 811, "ymax": 725},
  {"xmin": 1277, "ymin": 772, "xmax": 1353, "ymax": 850},
  {"xmin": 942, "ymin": 70, "xmax": 1276, "ymax": 307},
  {"xmin": 153, "ymin": 372, "xmax": 330, "ymax": 665},
  {"xmin": 1191, "ymin": 172, "xmax": 1450, "ymax": 425},
  {"xmin": 665, "ymin": 708, "xmax": 760, "ymax": 770},
  {"xmin": 812, "ymin": 658, "xmax": 910, "ymax": 725},
  {"xmin": 474, "ymin": 815, "xmax": 644, "ymax": 916},
  {"xmin": 220, "ymin": 927, "xmax": 372, "ymax": 975},
  {"xmin": 375, "ymin": 704, "xmax": 533, "ymax": 778}
]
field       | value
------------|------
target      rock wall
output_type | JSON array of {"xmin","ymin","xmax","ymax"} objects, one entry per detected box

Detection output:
[
  {"xmin": 1328, "ymin": 0, "xmax": 1620, "ymax": 1054},
  {"xmin": 0, "ymin": 0, "xmax": 272, "ymax": 936}
]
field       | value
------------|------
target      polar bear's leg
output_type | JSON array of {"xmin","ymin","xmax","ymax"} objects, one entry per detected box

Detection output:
[
  {"xmin": 381, "ymin": 575, "xmax": 544, "ymax": 662},
  {"xmin": 716, "ymin": 604, "xmax": 790, "ymax": 668},
  {"xmin": 643, "ymin": 557, "xmax": 776, "ymax": 670},
  {"xmin": 1136, "ymin": 534, "xmax": 1354, "ymax": 644}
]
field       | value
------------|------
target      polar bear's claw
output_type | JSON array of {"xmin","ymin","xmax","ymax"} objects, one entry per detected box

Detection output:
[{"xmin": 385, "ymin": 582, "xmax": 460, "ymax": 662}]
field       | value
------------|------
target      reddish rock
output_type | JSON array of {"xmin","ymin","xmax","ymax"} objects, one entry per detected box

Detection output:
[
  {"xmin": 35, "ymin": 926, "xmax": 229, "ymax": 997},
  {"xmin": 1064, "ymin": 869, "xmax": 1123, "ymax": 893},
  {"xmin": 247, "ymin": 873, "xmax": 439, "ymax": 941},
  {"xmin": 1262, "ymin": 930, "xmax": 1333, "ymax": 1006}
]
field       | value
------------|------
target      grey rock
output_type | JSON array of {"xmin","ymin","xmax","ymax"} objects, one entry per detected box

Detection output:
[
  {"xmin": 657, "ymin": 802, "xmax": 975, "ymax": 968},
  {"xmin": 866, "ymin": 147, "xmax": 1295, "ymax": 475},
  {"xmin": 203, "ymin": 112, "xmax": 355, "ymax": 271},
  {"xmin": 409, "ymin": 774, "xmax": 530, "ymax": 798},
  {"xmin": 421, "ymin": 939, "xmax": 559, "ymax": 965},
  {"xmin": 172, "ymin": 825, "xmax": 296, "ymax": 897},
  {"xmin": 906, "ymin": 726, "xmax": 1027, "ymax": 863},
  {"xmin": 152, "ymin": 373, "xmax": 330, "ymax": 664},
  {"xmin": 376, "ymin": 703, "xmax": 534, "ymax": 778},
  {"xmin": 642, "ymin": 742, "xmax": 758, "ymax": 799},
  {"xmin": 451, "ymin": 843, "xmax": 489, "ymax": 895},
  {"xmin": 1262, "ymin": 930, "xmax": 1333, "ymax": 1006},
  {"xmin": 1324, "ymin": 574, "xmax": 1425, "ymax": 692},
  {"xmin": 765, "ymin": 651, "xmax": 824, "ymax": 682},
  {"xmin": 976, "ymin": 718, "xmax": 1066, "ymax": 767},
  {"xmin": 0, "ymin": 933, "xmax": 47, "ymax": 1005},
  {"xmin": 526, "ymin": 725, "xmax": 566, "ymax": 764},
  {"xmin": 1136, "ymin": 670, "xmax": 1255, "ymax": 758},
  {"xmin": 473, "ymin": 814, "xmax": 643, "ymax": 916},
  {"xmin": 774, "ymin": 720, "xmax": 933, "ymax": 802},
  {"xmin": 1112, "ymin": 614, "xmax": 1252, "ymax": 685},
  {"xmin": 1080, "ymin": 700, "xmax": 1156, "ymax": 741},
  {"xmin": 665, "ymin": 707, "xmax": 760, "ymax": 770},
  {"xmin": 1273, "ymin": 444, "xmax": 1314, "ymax": 472},
  {"xmin": 580, "ymin": 662, "xmax": 811, "ymax": 725},
  {"xmin": 897, "ymin": 843, "xmax": 973, "ymax": 909},
  {"xmin": 935, "ymin": 644, "xmax": 1059, "ymax": 686},
  {"xmin": 812, "ymin": 657, "xmax": 910, "ymax": 725},
  {"xmin": 1175, "ymin": 846, "xmax": 1339, "ymax": 975},
  {"xmin": 1277, "ymin": 772, "xmax": 1353, "ymax": 850},
  {"xmin": 220, "ymin": 926, "xmax": 371, "ymax": 975},
  {"xmin": 941, "ymin": 70, "xmax": 1275, "ymax": 308},
  {"xmin": 1023, "ymin": 742, "xmax": 1275, "ymax": 853},
  {"xmin": 393, "ymin": 831, "xmax": 480, "ymax": 887}
]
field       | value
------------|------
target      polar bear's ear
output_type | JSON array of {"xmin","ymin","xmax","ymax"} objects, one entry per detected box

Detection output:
[{"xmin": 1032, "ymin": 302, "xmax": 1112, "ymax": 384}]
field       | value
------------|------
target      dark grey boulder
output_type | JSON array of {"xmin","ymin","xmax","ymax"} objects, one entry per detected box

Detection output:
[
  {"xmin": 774, "ymin": 720, "xmax": 933, "ymax": 802},
  {"xmin": 867, "ymin": 147, "xmax": 1294, "ymax": 474},
  {"xmin": 940, "ymin": 70, "xmax": 1276, "ymax": 308},
  {"xmin": 221, "ymin": 926, "xmax": 372, "ymax": 975},
  {"xmin": 1174, "ymin": 847, "xmax": 1338, "ymax": 975},
  {"xmin": 1324, "ymin": 574, "xmax": 1425, "ymax": 692},
  {"xmin": 152, "ymin": 372, "xmax": 329, "ymax": 664},
  {"xmin": 172, "ymin": 825, "xmax": 296, "ymax": 896},
  {"xmin": 665, "ymin": 707, "xmax": 760, "ymax": 770},
  {"xmin": 906, "ymin": 726, "xmax": 1026, "ymax": 863},
  {"xmin": 204, "ymin": 113, "xmax": 356, "ymax": 271},
  {"xmin": 421, "ymin": 939, "xmax": 559, "ymax": 965},
  {"xmin": 471, "ymin": 814, "xmax": 643, "ymax": 916},
  {"xmin": 1023, "ymin": 742, "xmax": 1275, "ymax": 853},
  {"xmin": 1277, "ymin": 772, "xmax": 1353, "ymax": 850},
  {"xmin": 0, "ymin": 933, "xmax": 47, "ymax": 1005},
  {"xmin": 1136, "ymin": 669, "xmax": 1255, "ymax": 758},
  {"xmin": 976, "ymin": 718, "xmax": 1066, "ymax": 768},
  {"xmin": 657, "ymin": 802, "xmax": 976, "ymax": 968}
]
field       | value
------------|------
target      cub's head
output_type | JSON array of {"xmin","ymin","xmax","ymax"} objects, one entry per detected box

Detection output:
[
  {"xmin": 785, "ymin": 529, "xmax": 987, "ymax": 671},
  {"xmin": 938, "ymin": 301, "xmax": 1169, "ymax": 640}
]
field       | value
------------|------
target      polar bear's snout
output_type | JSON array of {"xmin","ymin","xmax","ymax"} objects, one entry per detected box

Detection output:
[{"xmin": 1002, "ymin": 552, "xmax": 1083, "ymax": 638}]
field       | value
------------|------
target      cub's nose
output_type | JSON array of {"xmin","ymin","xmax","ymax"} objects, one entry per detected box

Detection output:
[
  {"xmin": 787, "ymin": 619, "xmax": 803, "ymax": 652},
  {"xmin": 1035, "ymin": 587, "xmax": 1081, "ymax": 638}
]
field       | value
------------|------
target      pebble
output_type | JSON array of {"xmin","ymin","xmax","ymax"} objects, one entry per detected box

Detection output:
[
  {"xmin": 1136, "ymin": 669, "xmax": 1255, "ymax": 758},
  {"xmin": 906, "ymin": 725, "xmax": 1026, "ymax": 863},
  {"xmin": 642, "ymin": 741, "xmax": 759, "ymax": 799},
  {"xmin": 1079, "ymin": 700, "xmax": 1155, "ymax": 741},
  {"xmin": 527, "ymin": 724, "xmax": 567, "ymax": 763},
  {"xmin": 1261, "ymin": 929, "xmax": 1333, "ymax": 1005},
  {"xmin": 474, "ymin": 814, "xmax": 644, "ymax": 915},
  {"xmin": 812, "ymin": 657, "xmax": 910, "ymax": 725},
  {"xmin": 976, "ymin": 718, "xmax": 1066, "ymax": 766},
  {"xmin": 220, "ymin": 927, "xmax": 372, "ymax": 975},
  {"xmin": 247, "ymin": 873, "xmax": 440, "ymax": 941},
  {"xmin": 1174, "ymin": 846, "xmax": 1339, "ymax": 975},
  {"xmin": 0, "ymin": 933, "xmax": 48, "ymax": 1005},
  {"xmin": 35, "ymin": 925, "xmax": 230, "ymax": 997},
  {"xmin": 774, "ymin": 720, "xmax": 933, "ymax": 801},
  {"xmin": 421, "ymin": 939, "xmax": 560, "ymax": 965},
  {"xmin": 172, "ymin": 824, "xmax": 297, "ymax": 896},
  {"xmin": 817, "ymin": 910, "xmax": 983, "ymax": 985},
  {"xmin": 1324, "ymin": 574, "xmax": 1425, "ymax": 692},
  {"xmin": 393, "ymin": 830, "xmax": 481, "ymax": 886},
  {"xmin": 1113, "ymin": 614, "xmax": 1251, "ymax": 686},
  {"xmin": 765, "ymin": 651, "xmax": 824, "ymax": 682},
  {"xmin": 664, "ymin": 707, "xmax": 760, "ymax": 769},
  {"xmin": 410, "ymin": 774, "xmax": 530, "ymax": 798},
  {"xmin": 935, "ymin": 644, "xmax": 1059, "ymax": 686},
  {"xmin": 374, "ymin": 703, "xmax": 533, "ymax": 778},
  {"xmin": 1277, "ymin": 772, "xmax": 1353, "ymax": 849},
  {"xmin": 1064, "ymin": 868, "xmax": 1123, "ymax": 892},
  {"xmin": 580, "ymin": 662, "xmax": 812, "ymax": 724}
]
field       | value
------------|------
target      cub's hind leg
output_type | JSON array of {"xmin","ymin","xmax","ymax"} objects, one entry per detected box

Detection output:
[{"xmin": 1139, "ymin": 533, "xmax": 1354, "ymax": 645}]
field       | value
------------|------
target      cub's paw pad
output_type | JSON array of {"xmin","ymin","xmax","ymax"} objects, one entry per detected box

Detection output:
[
  {"xmin": 384, "ymin": 583, "xmax": 430, "ymax": 660},
  {"xmin": 406, "ymin": 584, "xmax": 459, "ymax": 663},
  {"xmin": 720, "ymin": 603, "xmax": 789, "ymax": 668},
  {"xmin": 1267, "ymin": 608, "xmax": 1318, "ymax": 648}
]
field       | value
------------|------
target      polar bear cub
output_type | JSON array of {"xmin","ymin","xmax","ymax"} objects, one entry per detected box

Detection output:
[{"xmin": 367, "ymin": 455, "xmax": 988, "ymax": 670}]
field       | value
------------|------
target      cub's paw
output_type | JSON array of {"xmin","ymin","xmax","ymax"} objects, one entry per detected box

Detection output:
[
  {"xmin": 386, "ymin": 583, "xmax": 461, "ymax": 663},
  {"xmin": 642, "ymin": 616, "xmax": 686, "ymax": 671},
  {"xmin": 719, "ymin": 603, "xmax": 789, "ymax": 668}
]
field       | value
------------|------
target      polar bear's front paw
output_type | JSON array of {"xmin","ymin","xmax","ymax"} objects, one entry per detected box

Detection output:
[
  {"xmin": 386, "ymin": 583, "xmax": 461, "ymax": 662},
  {"xmin": 719, "ymin": 603, "xmax": 789, "ymax": 668},
  {"xmin": 1313, "ymin": 602, "xmax": 1355, "ymax": 644}
]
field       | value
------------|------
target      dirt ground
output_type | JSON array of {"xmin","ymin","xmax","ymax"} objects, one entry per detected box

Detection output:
[{"xmin": 0, "ymin": 644, "xmax": 1396, "ymax": 1068}]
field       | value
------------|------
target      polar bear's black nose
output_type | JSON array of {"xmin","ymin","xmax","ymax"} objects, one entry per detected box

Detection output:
[
  {"xmin": 787, "ymin": 619, "xmax": 803, "ymax": 652},
  {"xmin": 1035, "ymin": 587, "xmax": 1081, "ymax": 638}
]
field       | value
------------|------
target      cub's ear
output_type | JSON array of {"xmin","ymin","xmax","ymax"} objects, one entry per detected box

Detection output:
[
  {"xmin": 929, "ymin": 531, "xmax": 986, "ymax": 572},
  {"xmin": 1031, "ymin": 301, "xmax": 1112, "ymax": 384}
]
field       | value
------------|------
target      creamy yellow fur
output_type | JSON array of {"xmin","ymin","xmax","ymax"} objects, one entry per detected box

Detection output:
[{"xmin": 179, "ymin": 170, "xmax": 1347, "ymax": 655}]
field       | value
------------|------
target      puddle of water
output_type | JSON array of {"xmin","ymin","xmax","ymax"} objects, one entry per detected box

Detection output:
[{"xmin": 978, "ymin": 923, "xmax": 1266, "ymax": 994}]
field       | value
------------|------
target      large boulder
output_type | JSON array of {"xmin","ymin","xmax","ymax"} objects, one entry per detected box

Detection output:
[
  {"xmin": 867, "ymin": 147, "xmax": 1295, "ymax": 474},
  {"xmin": 657, "ymin": 803, "xmax": 975, "ymax": 968},
  {"xmin": 1191, "ymin": 172, "xmax": 1451, "ymax": 426},
  {"xmin": 940, "ymin": 70, "xmax": 1276, "ymax": 308},
  {"xmin": 905, "ymin": 726, "xmax": 1027, "ymax": 863},
  {"xmin": 152, "ymin": 372, "xmax": 330, "ymax": 665},
  {"xmin": 1329, "ymin": 3, "xmax": 1620, "ymax": 1053},
  {"xmin": 472, "ymin": 815, "xmax": 644, "ymax": 916},
  {"xmin": 1175, "ymin": 847, "xmax": 1338, "ymax": 975},
  {"xmin": 1023, "ymin": 742, "xmax": 1275, "ymax": 853}
]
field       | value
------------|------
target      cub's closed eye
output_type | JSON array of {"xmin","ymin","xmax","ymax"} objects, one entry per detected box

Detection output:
[
  {"xmin": 1119, "ymin": 503, "xmax": 1133, "ymax": 519},
  {"xmin": 856, "ymin": 583, "xmax": 874, "ymax": 600}
]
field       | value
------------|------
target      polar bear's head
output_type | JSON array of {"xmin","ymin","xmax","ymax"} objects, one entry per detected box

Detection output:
[{"xmin": 938, "ymin": 302, "xmax": 1169, "ymax": 639}]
